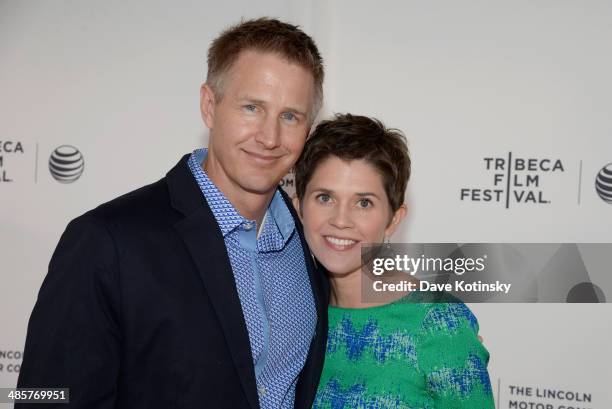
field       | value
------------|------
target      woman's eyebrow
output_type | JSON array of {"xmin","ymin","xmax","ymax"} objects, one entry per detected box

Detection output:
[
  {"xmin": 309, "ymin": 188, "xmax": 333, "ymax": 194},
  {"xmin": 355, "ymin": 192, "xmax": 381, "ymax": 199}
]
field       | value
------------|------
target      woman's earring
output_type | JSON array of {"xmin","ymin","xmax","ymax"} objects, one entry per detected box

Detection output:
[
  {"xmin": 311, "ymin": 252, "xmax": 318, "ymax": 268},
  {"xmin": 384, "ymin": 236, "xmax": 391, "ymax": 249}
]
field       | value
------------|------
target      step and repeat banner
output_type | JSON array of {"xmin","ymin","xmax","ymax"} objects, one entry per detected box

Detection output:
[{"xmin": 2, "ymin": 1, "xmax": 611, "ymax": 407}]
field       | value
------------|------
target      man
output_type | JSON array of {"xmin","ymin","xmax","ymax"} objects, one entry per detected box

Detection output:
[{"xmin": 17, "ymin": 18, "xmax": 328, "ymax": 409}]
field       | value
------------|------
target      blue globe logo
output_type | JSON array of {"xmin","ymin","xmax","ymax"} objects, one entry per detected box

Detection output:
[{"xmin": 49, "ymin": 145, "xmax": 84, "ymax": 183}]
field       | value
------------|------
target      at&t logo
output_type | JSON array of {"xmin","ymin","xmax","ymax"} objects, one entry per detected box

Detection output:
[
  {"xmin": 48, "ymin": 145, "xmax": 84, "ymax": 183},
  {"xmin": 595, "ymin": 163, "xmax": 612, "ymax": 204}
]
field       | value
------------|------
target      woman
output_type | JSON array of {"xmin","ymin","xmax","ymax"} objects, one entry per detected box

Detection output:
[{"xmin": 293, "ymin": 114, "xmax": 494, "ymax": 408}]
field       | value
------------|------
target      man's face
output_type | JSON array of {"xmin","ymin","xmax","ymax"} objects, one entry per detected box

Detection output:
[{"xmin": 201, "ymin": 50, "xmax": 316, "ymax": 198}]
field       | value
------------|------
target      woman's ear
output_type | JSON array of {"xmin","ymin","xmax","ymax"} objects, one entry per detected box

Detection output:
[
  {"xmin": 384, "ymin": 204, "xmax": 407, "ymax": 238},
  {"xmin": 291, "ymin": 195, "xmax": 303, "ymax": 221}
]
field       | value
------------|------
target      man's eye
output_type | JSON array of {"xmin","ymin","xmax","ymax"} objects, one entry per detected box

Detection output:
[
  {"xmin": 357, "ymin": 198, "xmax": 372, "ymax": 208},
  {"xmin": 281, "ymin": 112, "xmax": 296, "ymax": 121},
  {"xmin": 244, "ymin": 104, "xmax": 257, "ymax": 112}
]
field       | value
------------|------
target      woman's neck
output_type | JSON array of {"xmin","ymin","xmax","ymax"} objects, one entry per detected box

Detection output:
[
  {"xmin": 329, "ymin": 269, "xmax": 388, "ymax": 309},
  {"xmin": 329, "ymin": 268, "xmax": 413, "ymax": 309}
]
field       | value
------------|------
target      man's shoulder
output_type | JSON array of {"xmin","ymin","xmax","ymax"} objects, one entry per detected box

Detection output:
[
  {"xmin": 77, "ymin": 154, "xmax": 193, "ymax": 229},
  {"xmin": 97, "ymin": 177, "xmax": 170, "ymax": 218},
  {"xmin": 86, "ymin": 177, "xmax": 172, "ymax": 223}
]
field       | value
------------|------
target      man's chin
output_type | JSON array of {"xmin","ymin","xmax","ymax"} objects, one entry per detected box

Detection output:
[{"xmin": 238, "ymin": 178, "xmax": 284, "ymax": 196}]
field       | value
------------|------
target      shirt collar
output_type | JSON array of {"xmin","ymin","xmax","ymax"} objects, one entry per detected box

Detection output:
[
  {"xmin": 188, "ymin": 148, "xmax": 295, "ymax": 248},
  {"xmin": 257, "ymin": 189, "xmax": 296, "ymax": 251}
]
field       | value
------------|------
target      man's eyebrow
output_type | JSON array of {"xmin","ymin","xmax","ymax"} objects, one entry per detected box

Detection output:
[
  {"xmin": 283, "ymin": 106, "xmax": 308, "ymax": 117},
  {"xmin": 239, "ymin": 96, "xmax": 307, "ymax": 117},
  {"xmin": 239, "ymin": 96, "xmax": 266, "ymax": 105}
]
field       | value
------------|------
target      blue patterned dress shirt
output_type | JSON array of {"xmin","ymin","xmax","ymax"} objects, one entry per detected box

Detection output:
[{"xmin": 188, "ymin": 149, "xmax": 317, "ymax": 408}]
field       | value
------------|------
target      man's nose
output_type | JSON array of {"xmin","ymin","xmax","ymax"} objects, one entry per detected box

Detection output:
[{"xmin": 255, "ymin": 115, "xmax": 281, "ymax": 149}]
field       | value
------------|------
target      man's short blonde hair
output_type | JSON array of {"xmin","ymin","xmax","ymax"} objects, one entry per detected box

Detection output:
[{"xmin": 206, "ymin": 17, "xmax": 324, "ymax": 115}]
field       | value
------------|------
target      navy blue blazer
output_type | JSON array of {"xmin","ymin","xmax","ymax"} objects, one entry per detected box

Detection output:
[{"xmin": 17, "ymin": 154, "xmax": 329, "ymax": 409}]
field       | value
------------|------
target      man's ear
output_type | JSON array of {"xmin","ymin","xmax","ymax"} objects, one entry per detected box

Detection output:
[
  {"xmin": 384, "ymin": 204, "xmax": 407, "ymax": 238},
  {"xmin": 291, "ymin": 195, "xmax": 303, "ymax": 222},
  {"xmin": 200, "ymin": 83, "xmax": 216, "ymax": 129}
]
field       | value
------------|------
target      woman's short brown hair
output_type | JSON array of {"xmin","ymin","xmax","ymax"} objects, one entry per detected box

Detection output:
[
  {"xmin": 206, "ymin": 17, "xmax": 324, "ymax": 114},
  {"xmin": 294, "ymin": 113, "xmax": 411, "ymax": 212}
]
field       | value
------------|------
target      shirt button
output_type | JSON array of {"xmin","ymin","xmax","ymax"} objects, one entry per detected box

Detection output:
[
  {"xmin": 244, "ymin": 222, "xmax": 253, "ymax": 231},
  {"xmin": 258, "ymin": 387, "xmax": 267, "ymax": 396}
]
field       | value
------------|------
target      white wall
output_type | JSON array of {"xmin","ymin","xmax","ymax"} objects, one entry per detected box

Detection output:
[{"xmin": 2, "ymin": 1, "xmax": 611, "ymax": 407}]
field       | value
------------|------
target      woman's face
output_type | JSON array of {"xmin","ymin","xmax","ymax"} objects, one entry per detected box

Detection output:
[{"xmin": 296, "ymin": 156, "xmax": 406, "ymax": 277}]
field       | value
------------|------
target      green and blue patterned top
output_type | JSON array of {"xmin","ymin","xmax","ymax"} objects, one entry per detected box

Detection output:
[{"xmin": 313, "ymin": 292, "xmax": 494, "ymax": 408}]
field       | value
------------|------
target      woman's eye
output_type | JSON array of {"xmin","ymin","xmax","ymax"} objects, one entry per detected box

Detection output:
[
  {"xmin": 357, "ymin": 198, "xmax": 372, "ymax": 208},
  {"xmin": 316, "ymin": 194, "xmax": 331, "ymax": 204}
]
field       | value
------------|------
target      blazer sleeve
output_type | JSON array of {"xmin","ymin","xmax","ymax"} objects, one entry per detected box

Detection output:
[{"xmin": 16, "ymin": 216, "xmax": 122, "ymax": 409}]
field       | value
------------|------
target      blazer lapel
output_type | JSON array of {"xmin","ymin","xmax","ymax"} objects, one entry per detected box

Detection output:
[
  {"xmin": 279, "ymin": 188, "xmax": 328, "ymax": 322},
  {"xmin": 279, "ymin": 188, "xmax": 330, "ymax": 409},
  {"xmin": 167, "ymin": 155, "xmax": 259, "ymax": 409}
]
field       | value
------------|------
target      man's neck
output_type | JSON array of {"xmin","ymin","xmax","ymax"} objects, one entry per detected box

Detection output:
[
  {"xmin": 227, "ymin": 189, "xmax": 272, "ymax": 227},
  {"xmin": 202, "ymin": 158, "xmax": 274, "ymax": 226}
]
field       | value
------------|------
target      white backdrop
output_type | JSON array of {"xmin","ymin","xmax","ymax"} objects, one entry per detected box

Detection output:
[{"xmin": 1, "ymin": 1, "xmax": 611, "ymax": 407}]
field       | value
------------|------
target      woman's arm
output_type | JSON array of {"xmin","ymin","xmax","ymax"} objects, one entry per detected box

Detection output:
[{"xmin": 417, "ymin": 302, "xmax": 495, "ymax": 409}]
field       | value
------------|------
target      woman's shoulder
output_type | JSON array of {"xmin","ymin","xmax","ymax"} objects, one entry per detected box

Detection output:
[
  {"xmin": 398, "ymin": 290, "xmax": 480, "ymax": 337},
  {"xmin": 410, "ymin": 292, "xmax": 494, "ymax": 407}
]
